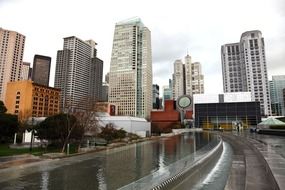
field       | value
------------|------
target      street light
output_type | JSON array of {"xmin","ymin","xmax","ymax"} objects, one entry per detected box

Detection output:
[{"xmin": 29, "ymin": 117, "xmax": 34, "ymax": 152}]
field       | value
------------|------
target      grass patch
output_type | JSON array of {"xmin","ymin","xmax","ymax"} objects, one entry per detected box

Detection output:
[
  {"xmin": 0, "ymin": 144, "xmax": 44, "ymax": 157},
  {"xmin": 0, "ymin": 143, "xmax": 78, "ymax": 157}
]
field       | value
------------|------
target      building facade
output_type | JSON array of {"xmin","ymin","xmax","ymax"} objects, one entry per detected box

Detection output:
[
  {"xmin": 221, "ymin": 30, "xmax": 271, "ymax": 116},
  {"xmin": 270, "ymin": 75, "xmax": 285, "ymax": 116},
  {"xmin": 101, "ymin": 82, "xmax": 109, "ymax": 102},
  {"xmin": 193, "ymin": 92, "xmax": 260, "ymax": 129},
  {"xmin": 152, "ymin": 84, "xmax": 159, "ymax": 109},
  {"xmin": 21, "ymin": 62, "xmax": 31, "ymax": 80},
  {"xmin": 173, "ymin": 60, "xmax": 184, "ymax": 99},
  {"xmin": 90, "ymin": 57, "xmax": 103, "ymax": 101},
  {"xmin": 0, "ymin": 28, "xmax": 25, "ymax": 101},
  {"xmin": 32, "ymin": 55, "xmax": 51, "ymax": 86},
  {"xmin": 194, "ymin": 102, "xmax": 261, "ymax": 130},
  {"xmin": 192, "ymin": 62, "xmax": 204, "ymax": 94},
  {"xmin": 5, "ymin": 80, "xmax": 60, "ymax": 121},
  {"xmin": 172, "ymin": 54, "xmax": 204, "ymax": 100},
  {"xmin": 221, "ymin": 43, "xmax": 245, "ymax": 92},
  {"xmin": 54, "ymin": 37, "xmax": 103, "ymax": 111},
  {"xmin": 109, "ymin": 17, "xmax": 152, "ymax": 118}
]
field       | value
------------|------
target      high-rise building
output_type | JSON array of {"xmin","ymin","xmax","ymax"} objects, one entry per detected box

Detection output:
[
  {"xmin": 221, "ymin": 43, "xmax": 245, "ymax": 92},
  {"xmin": 173, "ymin": 60, "xmax": 184, "ymax": 100},
  {"xmin": 109, "ymin": 17, "xmax": 152, "ymax": 118},
  {"xmin": 192, "ymin": 62, "xmax": 204, "ymax": 94},
  {"xmin": 90, "ymin": 56, "xmax": 103, "ymax": 101},
  {"xmin": 105, "ymin": 72, "xmax": 109, "ymax": 84},
  {"xmin": 152, "ymin": 84, "xmax": 159, "ymax": 109},
  {"xmin": 54, "ymin": 36, "xmax": 103, "ymax": 111},
  {"xmin": 5, "ymin": 80, "xmax": 60, "ymax": 121},
  {"xmin": 32, "ymin": 55, "xmax": 51, "ymax": 86},
  {"xmin": 0, "ymin": 28, "xmax": 25, "ymax": 101},
  {"xmin": 163, "ymin": 79, "xmax": 173, "ymax": 104},
  {"xmin": 172, "ymin": 54, "xmax": 204, "ymax": 100},
  {"xmin": 21, "ymin": 62, "xmax": 32, "ymax": 80},
  {"xmin": 221, "ymin": 30, "xmax": 271, "ymax": 116},
  {"xmin": 270, "ymin": 75, "xmax": 285, "ymax": 116},
  {"xmin": 184, "ymin": 54, "xmax": 192, "ymax": 95},
  {"xmin": 101, "ymin": 82, "xmax": 109, "ymax": 102}
]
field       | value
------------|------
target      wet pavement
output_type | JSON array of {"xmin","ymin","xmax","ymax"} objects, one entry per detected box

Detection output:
[
  {"xmin": 219, "ymin": 131, "xmax": 285, "ymax": 190},
  {"xmin": 243, "ymin": 132, "xmax": 285, "ymax": 190}
]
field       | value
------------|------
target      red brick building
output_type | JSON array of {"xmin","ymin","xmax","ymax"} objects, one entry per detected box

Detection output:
[{"xmin": 151, "ymin": 100, "xmax": 193, "ymax": 134}]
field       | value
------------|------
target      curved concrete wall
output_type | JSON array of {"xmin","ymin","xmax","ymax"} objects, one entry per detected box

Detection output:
[{"xmin": 151, "ymin": 138, "xmax": 223, "ymax": 190}]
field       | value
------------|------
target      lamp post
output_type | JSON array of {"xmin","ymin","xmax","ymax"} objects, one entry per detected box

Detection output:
[{"xmin": 29, "ymin": 117, "xmax": 34, "ymax": 152}]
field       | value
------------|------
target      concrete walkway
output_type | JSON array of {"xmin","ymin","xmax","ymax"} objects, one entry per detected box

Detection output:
[
  {"xmin": 221, "ymin": 132, "xmax": 281, "ymax": 190},
  {"xmin": 245, "ymin": 134, "xmax": 285, "ymax": 190},
  {"xmin": 0, "ymin": 154, "xmax": 43, "ymax": 169}
]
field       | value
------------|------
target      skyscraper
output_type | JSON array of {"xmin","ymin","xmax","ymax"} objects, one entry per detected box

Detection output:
[
  {"xmin": 173, "ymin": 60, "xmax": 184, "ymax": 99},
  {"xmin": 109, "ymin": 17, "xmax": 152, "ymax": 118},
  {"xmin": 21, "ymin": 62, "xmax": 32, "ymax": 80},
  {"xmin": 54, "ymin": 36, "xmax": 103, "ymax": 111},
  {"xmin": 192, "ymin": 62, "xmax": 204, "ymax": 94},
  {"xmin": 270, "ymin": 75, "xmax": 285, "ymax": 116},
  {"xmin": 152, "ymin": 84, "xmax": 159, "ymax": 109},
  {"xmin": 221, "ymin": 30, "xmax": 271, "ymax": 116},
  {"xmin": 172, "ymin": 54, "xmax": 204, "ymax": 100},
  {"xmin": 163, "ymin": 79, "xmax": 173, "ymax": 106},
  {"xmin": 32, "ymin": 55, "xmax": 51, "ymax": 86},
  {"xmin": 221, "ymin": 43, "xmax": 245, "ymax": 92},
  {"xmin": 0, "ymin": 28, "xmax": 25, "ymax": 101}
]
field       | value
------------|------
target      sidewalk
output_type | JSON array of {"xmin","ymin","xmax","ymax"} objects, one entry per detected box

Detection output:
[
  {"xmin": 221, "ymin": 132, "xmax": 279, "ymax": 190},
  {"xmin": 245, "ymin": 134, "xmax": 285, "ymax": 190},
  {"xmin": 0, "ymin": 154, "xmax": 43, "ymax": 169}
]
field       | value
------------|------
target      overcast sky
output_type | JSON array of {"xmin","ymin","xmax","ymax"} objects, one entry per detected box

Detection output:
[{"xmin": 1, "ymin": 0, "xmax": 284, "ymax": 95}]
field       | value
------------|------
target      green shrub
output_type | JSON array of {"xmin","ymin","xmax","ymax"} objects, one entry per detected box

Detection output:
[
  {"xmin": 269, "ymin": 125, "xmax": 285, "ymax": 129},
  {"xmin": 99, "ymin": 126, "xmax": 127, "ymax": 142}
]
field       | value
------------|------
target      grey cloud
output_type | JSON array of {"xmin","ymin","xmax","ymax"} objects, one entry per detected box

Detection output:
[
  {"xmin": 153, "ymin": 61, "xmax": 172, "ymax": 79},
  {"xmin": 266, "ymin": 34, "xmax": 285, "ymax": 72},
  {"xmin": 0, "ymin": 0, "xmax": 19, "ymax": 6},
  {"xmin": 276, "ymin": 0, "xmax": 285, "ymax": 16},
  {"xmin": 152, "ymin": 31, "xmax": 192, "ymax": 64}
]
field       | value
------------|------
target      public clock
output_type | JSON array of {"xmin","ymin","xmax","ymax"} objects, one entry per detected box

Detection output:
[{"xmin": 177, "ymin": 95, "xmax": 192, "ymax": 110}]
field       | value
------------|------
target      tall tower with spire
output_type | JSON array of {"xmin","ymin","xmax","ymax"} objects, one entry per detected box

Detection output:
[{"xmin": 172, "ymin": 54, "xmax": 204, "ymax": 99}]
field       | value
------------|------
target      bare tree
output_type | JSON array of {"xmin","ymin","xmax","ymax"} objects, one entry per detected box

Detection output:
[
  {"xmin": 73, "ymin": 97, "xmax": 101, "ymax": 151},
  {"xmin": 61, "ymin": 96, "xmax": 101, "ymax": 152}
]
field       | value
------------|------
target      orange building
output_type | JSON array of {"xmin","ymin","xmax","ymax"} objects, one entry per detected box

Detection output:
[{"xmin": 5, "ymin": 80, "xmax": 60, "ymax": 121}]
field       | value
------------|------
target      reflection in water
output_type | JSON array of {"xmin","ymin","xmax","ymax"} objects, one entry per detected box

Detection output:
[
  {"xmin": 97, "ymin": 168, "xmax": 107, "ymax": 190},
  {"xmin": 0, "ymin": 132, "xmax": 218, "ymax": 190},
  {"xmin": 157, "ymin": 141, "xmax": 168, "ymax": 175},
  {"xmin": 40, "ymin": 171, "xmax": 49, "ymax": 190}
]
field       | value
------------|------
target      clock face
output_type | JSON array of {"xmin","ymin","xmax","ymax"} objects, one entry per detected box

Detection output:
[{"xmin": 178, "ymin": 96, "xmax": 191, "ymax": 108}]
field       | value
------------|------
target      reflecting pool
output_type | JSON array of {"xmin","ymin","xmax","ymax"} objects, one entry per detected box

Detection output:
[{"xmin": 0, "ymin": 132, "xmax": 219, "ymax": 190}]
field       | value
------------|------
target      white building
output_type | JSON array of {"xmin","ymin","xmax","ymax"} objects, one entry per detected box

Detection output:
[
  {"xmin": 0, "ymin": 28, "xmax": 25, "ymax": 101},
  {"xmin": 193, "ymin": 92, "xmax": 252, "ymax": 104},
  {"xmin": 221, "ymin": 30, "xmax": 271, "ymax": 116},
  {"xmin": 109, "ymin": 17, "xmax": 152, "ymax": 118},
  {"xmin": 98, "ymin": 115, "xmax": 151, "ymax": 137}
]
